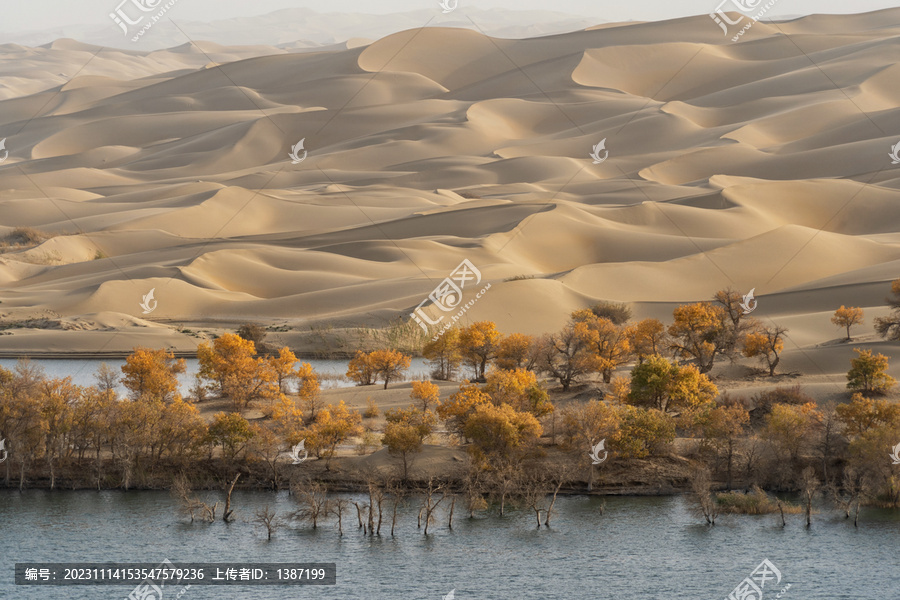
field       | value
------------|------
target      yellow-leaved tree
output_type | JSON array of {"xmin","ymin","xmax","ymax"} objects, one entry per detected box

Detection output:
[
  {"xmin": 206, "ymin": 412, "xmax": 255, "ymax": 460},
  {"xmin": 121, "ymin": 347, "xmax": 185, "ymax": 403},
  {"xmin": 625, "ymin": 318, "xmax": 669, "ymax": 365},
  {"xmin": 458, "ymin": 321, "xmax": 502, "ymax": 381},
  {"xmin": 410, "ymin": 380, "xmax": 440, "ymax": 413},
  {"xmin": 422, "ymin": 328, "xmax": 462, "ymax": 380},
  {"xmin": 370, "ymin": 349, "xmax": 411, "ymax": 389},
  {"xmin": 268, "ymin": 347, "xmax": 298, "ymax": 393},
  {"xmin": 301, "ymin": 401, "xmax": 363, "ymax": 469},
  {"xmin": 572, "ymin": 310, "xmax": 632, "ymax": 383},
  {"xmin": 668, "ymin": 302, "xmax": 728, "ymax": 374},
  {"xmin": 846, "ymin": 348, "xmax": 896, "ymax": 395},
  {"xmin": 463, "ymin": 403, "xmax": 542, "ymax": 470},
  {"xmin": 482, "ymin": 368, "xmax": 553, "ymax": 417},
  {"xmin": 346, "ymin": 351, "xmax": 376, "ymax": 386},
  {"xmin": 494, "ymin": 333, "xmax": 537, "ymax": 371},
  {"xmin": 742, "ymin": 325, "xmax": 787, "ymax": 376},
  {"xmin": 382, "ymin": 406, "xmax": 435, "ymax": 479},
  {"xmin": 197, "ymin": 333, "xmax": 280, "ymax": 412},
  {"xmin": 437, "ymin": 381, "xmax": 492, "ymax": 441},
  {"xmin": 832, "ymin": 306, "xmax": 864, "ymax": 341},
  {"xmin": 627, "ymin": 354, "xmax": 718, "ymax": 414}
]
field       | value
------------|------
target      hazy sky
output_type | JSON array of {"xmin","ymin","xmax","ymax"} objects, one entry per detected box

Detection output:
[{"xmin": 6, "ymin": 0, "xmax": 899, "ymax": 32}]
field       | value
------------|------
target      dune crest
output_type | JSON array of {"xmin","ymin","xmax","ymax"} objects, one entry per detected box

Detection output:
[{"xmin": 1, "ymin": 10, "xmax": 900, "ymax": 351}]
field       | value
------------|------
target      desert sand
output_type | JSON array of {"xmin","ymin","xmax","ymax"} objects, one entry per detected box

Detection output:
[{"xmin": 1, "ymin": 9, "xmax": 899, "ymax": 389}]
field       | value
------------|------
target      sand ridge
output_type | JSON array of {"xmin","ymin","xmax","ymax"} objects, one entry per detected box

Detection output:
[{"xmin": 0, "ymin": 10, "xmax": 899, "ymax": 367}]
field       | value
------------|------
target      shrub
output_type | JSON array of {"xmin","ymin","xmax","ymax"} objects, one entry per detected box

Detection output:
[
  {"xmin": 6, "ymin": 227, "xmax": 46, "ymax": 246},
  {"xmin": 363, "ymin": 398, "xmax": 379, "ymax": 419},
  {"xmin": 716, "ymin": 486, "xmax": 801, "ymax": 515},
  {"xmin": 587, "ymin": 301, "xmax": 632, "ymax": 325},
  {"xmin": 751, "ymin": 385, "xmax": 813, "ymax": 416}
]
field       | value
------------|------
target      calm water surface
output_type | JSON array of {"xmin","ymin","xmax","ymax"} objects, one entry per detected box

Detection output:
[{"xmin": 1, "ymin": 491, "xmax": 898, "ymax": 599}]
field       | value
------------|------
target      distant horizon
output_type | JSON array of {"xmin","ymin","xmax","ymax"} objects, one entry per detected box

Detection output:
[{"xmin": 2, "ymin": 1, "xmax": 898, "ymax": 48}]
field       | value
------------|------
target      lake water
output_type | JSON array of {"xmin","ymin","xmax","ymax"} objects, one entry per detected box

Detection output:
[
  {"xmin": 1, "ymin": 491, "xmax": 898, "ymax": 599},
  {"xmin": 0, "ymin": 358, "xmax": 433, "ymax": 395}
]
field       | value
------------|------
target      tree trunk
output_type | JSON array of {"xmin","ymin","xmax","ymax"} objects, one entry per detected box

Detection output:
[
  {"xmin": 726, "ymin": 442, "xmax": 734, "ymax": 491},
  {"xmin": 854, "ymin": 500, "xmax": 860, "ymax": 527},
  {"xmin": 448, "ymin": 497, "xmax": 455, "ymax": 530},
  {"xmin": 223, "ymin": 473, "xmax": 240, "ymax": 522},
  {"xmin": 805, "ymin": 492, "xmax": 812, "ymax": 528},
  {"xmin": 545, "ymin": 481, "xmax": 563, "ymax": 527}
]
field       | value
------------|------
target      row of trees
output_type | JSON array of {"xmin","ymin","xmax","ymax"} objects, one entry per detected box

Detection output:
[{"xmin": 419, "ymin": 290, "xmax": 790, "ymax": 390}]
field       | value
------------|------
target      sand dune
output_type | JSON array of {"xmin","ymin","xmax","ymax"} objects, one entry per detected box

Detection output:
[{"xmin": 1, "ymin": 9, "xmax": 900, "ymax": 366}]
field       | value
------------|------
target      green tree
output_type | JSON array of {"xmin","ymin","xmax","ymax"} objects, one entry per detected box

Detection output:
[
  {"xmin": 835, "ymin": 393, "xmax": 900, "ymax": 436},
  {"xmin": 847, "ymin": 348, "xmax": 896, "ymax": 395},
  {"xmin": 301, "ymin": 401, "xmax": 363, "ymax": 469},
  {"xmin": 483, "ymin": 368, "xmax": 554, "ymax": 417},
  {"xmin": 463, "ymin": 403, "xmax": 542, "ymax": 469},
  {"xmin": 627, "ymin": 354, "xmax": 717, "ymax": 413},
  {"xmin": 206, "ymin": 412, "xmax": 255, "ymax": 460},
  {"xmin": 696, "ymin": 401, "xmax": 749, "ymax": 489},
  {"xmin": 874, "ymin": 278, "xmax": 900, "ymax": 340},
  {"xmin": 382, "ymin": 407, "xmax": 435, "ymax": 479},
  {"xmin": 422, "ymin": 329, "xmax": 462, "ymax": 380},
  {"xmin": 612, "ymin": 405, "xmax": 675, "ymax": 459},
  {"xmin": 762, "ymin": 403, "xmax": 822, "ymax": 464}
]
